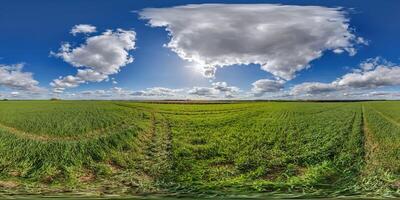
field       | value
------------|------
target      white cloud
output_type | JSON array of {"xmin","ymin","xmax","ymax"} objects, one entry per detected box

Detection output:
[
  {"xmin": 131, "ymin": 87, "xmax": 182, "ymax": 96},
  {"xmin": 251, "ymin": 79, "xmax": 285, "ymax": 97},
  {"xmin": 68, "ymin": 87, "xmax": 183, "ymax": 99},
  {"xmin": 367, "ymin": 91, "xmax": 400, "ymax": 98},
  {"xmin": 336, "ymin": 64, "xmax": 400, "ymax": 89},
  {"xmin": 359, "ymin": 57, "xmax": 391, "ymax": 71},
  {"xmin": 212, "ymin": 82, "xmax": 239, "ymax": 92},
  {"xmin": 188, "ymin": 87, "xmax": 219, "ymax": 97},
  {"xmin": 0, "ymin": 63, "xmax": 44, "ymax": 92},
  {"xmin": 11, "ymin": 91, "xmax": 20, "ymax": 97},
  {"xmin": 76, "ymin": 69, "xmax": 109, "ymax": 82},
  {"xmin": 76, "ymin": 87, "xmax": 133, "ymax": 99},
  {"xmin": 211, "ymin": 81, "xmax": 240, "ymax": 97},
  {"xmin": 50, "ymin": 75, "xmax": 84, "ymax": 93},
  {"xmin": 111, "ymin": 78, "xmax": 118, "ymax": 84},
  {"xmin": 290, "ymin": 58, "xmax": 400, "ymax": 97},
  {"xmin": 187, "ymin": 82, "xmax": 241, "ymax": 98},
  {"xmin": 51, "ymin": 28, "xmax": 136, "ymax": 93},
  {"xmin": 290, "ymin": 82, "xmax": 337, "ymax": 96},
  {"xmin": 70, "ymin": 24, "xmax": 97, "ymax": 36},
  {"xmin": 140, "ymin": 4, "xmax": 364, "ymax": 80}
]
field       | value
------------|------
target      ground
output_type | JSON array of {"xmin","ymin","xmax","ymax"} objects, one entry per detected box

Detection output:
[{"xmin": 0, "ymin": 101, "xmax": 399, "ymax": 198}]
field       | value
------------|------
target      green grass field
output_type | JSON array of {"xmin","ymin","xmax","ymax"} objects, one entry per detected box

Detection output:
[{"xmin": 0, "ymin": 101, "xmax": 399, "ymax": 198}]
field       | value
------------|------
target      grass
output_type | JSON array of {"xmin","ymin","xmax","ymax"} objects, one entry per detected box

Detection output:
[{"xmin": 0, "ymin": 100, "xmax": 398, "ymax": 198}]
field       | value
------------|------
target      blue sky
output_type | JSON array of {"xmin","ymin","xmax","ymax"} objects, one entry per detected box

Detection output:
[{"xmin": 1, "ymin": 0, "xmax": 400, "ymax": 99}]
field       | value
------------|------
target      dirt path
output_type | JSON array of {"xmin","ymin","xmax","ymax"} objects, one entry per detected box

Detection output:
[
  {"xmin": 133, "ymin": 111, "xmax": 173, "ymax": 186},
  {"xmin": 361, "ymin": 105, "xmax": 380, "ymax": 172}
]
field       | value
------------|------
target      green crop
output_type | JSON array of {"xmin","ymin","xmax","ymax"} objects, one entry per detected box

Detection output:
[{"xmin": 0, "ymin": 100, "xmax": 398, "ymax": 198}]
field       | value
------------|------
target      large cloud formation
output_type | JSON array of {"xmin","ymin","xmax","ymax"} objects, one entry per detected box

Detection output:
[
  {"xmin": 51, "ymin": 26, "xmax": 136, "ymax": 93},
  {"xmin": 0, "ymin": 63, "xmax": 44, "ymax": 92},
  {"xmin": 140, "ymin": 4, "xmax": 365, "ymax": 80}
]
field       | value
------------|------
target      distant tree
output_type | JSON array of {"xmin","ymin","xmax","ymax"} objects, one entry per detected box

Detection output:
[
  {"xmin": 2, "ymin": 99, "xmax": 8, "ymax": 101},
  {"xmin": 50, "ymin": 98, "xmax": 61, "ymax": 101}
]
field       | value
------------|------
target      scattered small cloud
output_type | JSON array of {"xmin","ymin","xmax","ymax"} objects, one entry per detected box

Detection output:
[
  {"xmin": 70, "ymin": 24, "xmax": 97, "ymax": 36},
  {"xmin": 131, "ymin": 87, "xmax": 182, "ymax": 97}
]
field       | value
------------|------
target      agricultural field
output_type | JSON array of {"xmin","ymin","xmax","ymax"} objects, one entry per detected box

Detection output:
[{"xmin": 0, "ymin": 100, "xmax": 399, "ymax": 198}]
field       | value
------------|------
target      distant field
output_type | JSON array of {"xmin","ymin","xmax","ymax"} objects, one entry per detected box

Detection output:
[{"xmin": 0, "ymin": 101, "xmax": 399, "ymax": 197}]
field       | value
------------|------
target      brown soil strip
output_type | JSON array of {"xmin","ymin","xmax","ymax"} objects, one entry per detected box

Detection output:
[{"xmin": 0, "ymin": 180, "xmax": 20, "ymax": 188}]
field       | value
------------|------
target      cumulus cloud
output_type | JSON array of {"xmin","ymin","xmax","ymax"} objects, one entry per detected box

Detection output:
[
  {"xmin": 251, "ymin": 79, "xmax": 285, "ymax": 97},
  {"xmin": 188, "ymin": 87, "xmax": 219, "ymax": 97},
  {"xmin": 290, "ymin": 57, "xmax": 400, "ymax": 96},
  {"xmin": 212, "ymin": 82, "xmax": 239, "ymax": 92},
  {"xmin": 0, "ymin": 63, "xmax": 44, "ymax": 92},
  {"xmin": 187, "ymin": 82, "xmax": 241, "ymax": 98},
  {"xmin": 212, "ymin": 81, "xmax": 240, "ymax": 97},
  {"xmin": 140, "ymin": 4, "xmax": 365, "ymax": 80},
  {"xmin": 51, "ymin": 28, "xmax": 136, "ymax": 93},
  {"xmin": 76, "ymin": 87, "xmax": 132, "ymax": 99},
  {"xmin": 290, "ymin": 82, "xmax": 337, "ymax": 96},
  {"xmin": 358, "ymin": 57, "xmax": 391, "ymax": 71},
  {"xmin": 71, "ymin": 24, "xmax": 97, "ymax": 36},
  {"xmin": 50, "ymin": 75, "xmax": 84, "ymax": 93},
  {"xmin": 336, "ymin": 65, "xmax": 400, "ymax": 89}
]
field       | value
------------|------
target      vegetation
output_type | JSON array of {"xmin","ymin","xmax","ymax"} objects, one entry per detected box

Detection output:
[{"xmin": 0, "ymin": 101, "xmax": 398, "ymax": 198}]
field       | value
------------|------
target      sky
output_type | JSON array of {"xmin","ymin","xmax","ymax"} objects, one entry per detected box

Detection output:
[{"xmin": 1, "ymin": 0, "xmax": 400, "ymax": 100}]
